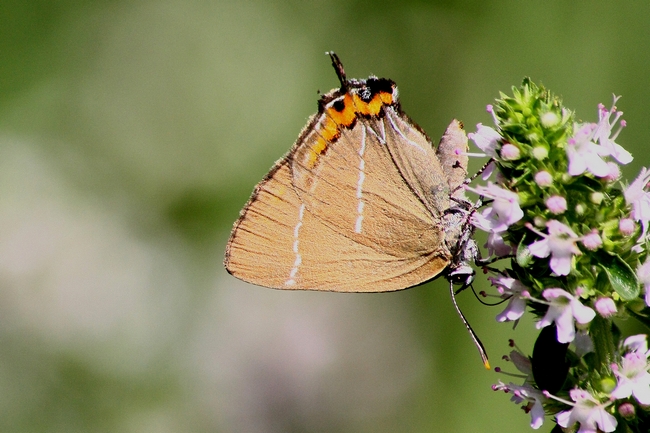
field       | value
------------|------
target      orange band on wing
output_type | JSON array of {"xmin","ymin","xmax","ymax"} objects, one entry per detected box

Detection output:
[
  {"xmin": 327, "ymin": 93, "xmax": 357, "ymax": 127},
  {"xmin": 305, "ymin": 90, "xmax": 395, "ymax": 168},
  {"xmin": 352, "ymin": 91, "xmax": 394, "ymax": 116},
  {"xmin": 306, "ymin": 115, "xmax": 341, "ymax": 167}
]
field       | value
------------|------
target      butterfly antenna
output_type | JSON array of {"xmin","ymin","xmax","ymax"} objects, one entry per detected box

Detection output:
[
  {"xmin": 467, "ymin": 157, "xmax": 495, "ymax": 183},
  {"xmin": 449, "ymin": 280, "xmax": 490, "ymax": 369},
  {"xmin": 326, "ymin": 52, "xmax": 348, "ymax": 90}
]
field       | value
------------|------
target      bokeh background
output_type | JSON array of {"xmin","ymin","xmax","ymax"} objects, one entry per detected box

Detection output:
[{"xmin": 1, "ymin": 1, "xmax": 649, "ymax": 432}]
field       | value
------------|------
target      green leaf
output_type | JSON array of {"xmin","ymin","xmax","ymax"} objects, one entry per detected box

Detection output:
[
  {"xmin": 626, "ymin": 305, "xmax": 650, "ymax": 330},
  {"xmin": 597, "ymin": 253, "xmax": 640, "ymax": 301}
]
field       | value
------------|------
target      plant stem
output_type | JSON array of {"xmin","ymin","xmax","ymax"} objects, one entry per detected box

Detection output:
[{"xmin": 590, "ymin": 315, "xmax": 615, "ymax": 374}]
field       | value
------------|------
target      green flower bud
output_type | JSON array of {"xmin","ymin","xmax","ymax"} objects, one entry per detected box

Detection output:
[
  {"xmin": 532, "ymin": 146, "xmax": 548, "ymax": 160},
  {"xmin": 599, "ymin": 377, "xmax": 617, "ymax": 394},
  {"xmin": 516, "ymin": 244, "xmax": 533, "ymax": 268},
  {"xmin": 541, "ymin": 111, "xmax": 560, "ymax": 128},
  {"xmin": 590, "ymin": 192, "xmax": 604, "ymax": 205}
]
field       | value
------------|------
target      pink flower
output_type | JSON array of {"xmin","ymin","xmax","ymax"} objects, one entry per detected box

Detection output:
[
  {"xmin": 494, "ymin": 382, "xmax": 545, "ymax": 429},
  {"xmin": 471, "ymin": 213, "xmax": 512, "ymax": 256},
  {"xmin": 611, "ymin": 352, "xmax": 650, "ymax": 405},
  {"xmin": 618, "ymin": 402, "xmax": 635, "ymax": 420},
  {"xmin": 567, "ymin": 123, "xmax": 610, "ymax": 177},
  {"xmin": 527, "ymin": 220, "xmax": 581, "ymax": 276},
  {"xmin": 490, "ymin": 276, "xmax": 529, "ymax": 322},
  {"xmin": 488, "ymin": 232, "xmax": 513, "ymax": 256},
  {"xmin": 468, "ymin": 124, "xmax": 501, "ymax": 158},
  {"xmin": 494, "ymin": 342, "xmax": 547, "ymax": 429},
  {"xmin": 624, "ymin": 167, "xmax": 650, "ymax": 238},
  {"xmin": 623, "ymin": 334, "xmax": 648, "ymax": 355},
  {"xmin": 619, "ymin": 218, "xmax": 636, "ymax": 236},
  {"xmin": 534, "ymin": 171, "xmax": 553, "ymax": 187},
  {"xmin": 580, "ymin": 230, "xmax": 602, "ymax": 251},
  {"xmin": 593, "ymin": 96, "xmax": 632, "ymax": 165},
  {"xmin": 500, "ymin": 143, "xmax": 520, "ymax": 160},
  {"xmin": 545, "ymin": 195, "xmax": 567, "ymax": 214},
  {"xmin": 594, "ymin": 297, "xmax": 617, "ymax": 317},
  {"xmin": 536, "ymin": 288, "xmax": 596, "ymax": 343},
  {"xmin": 556, "ymin": 388, "xmax": 617, "ymax": 433},
  {"xmin": 469, "ymin": 183, "xmax": 524, "ymax": 233},
  {"xmin": 604, "ymin": 161, "xmax": 621, "ymax": 181}
]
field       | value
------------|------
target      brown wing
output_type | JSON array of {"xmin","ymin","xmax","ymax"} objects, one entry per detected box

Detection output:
[
  {"xmin": 225, "ymin": 84, "xmax": 458, "ymax": 292},
  {"xmin": 224, "ymin": 159, "xmax": 450, "ymax": 292},
  {"xmin": 291, "ymin": 109, "xmax": 447, "ymax": 258},
  {"xmin": 436, "ymin": 119, "xmax": 469, "ymax": 201},
  {"xmin": 381, "ymin": 108, "xmax": 452, "ymax": 216}
]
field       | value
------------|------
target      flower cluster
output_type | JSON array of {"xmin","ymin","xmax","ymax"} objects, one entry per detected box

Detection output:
[{"xmin": 468, "ymin": 79, "xmax": 650, "ymax": 431}]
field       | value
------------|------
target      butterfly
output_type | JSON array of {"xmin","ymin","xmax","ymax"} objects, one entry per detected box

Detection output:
[{"xmin": 224, "ymin": 53, "xmax": 488, "ymax": 368}]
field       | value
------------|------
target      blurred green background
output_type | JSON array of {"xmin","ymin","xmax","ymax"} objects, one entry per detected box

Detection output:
[{"xmin": 1, "ymin": 1, "xmax": 649, "ymax": 432}]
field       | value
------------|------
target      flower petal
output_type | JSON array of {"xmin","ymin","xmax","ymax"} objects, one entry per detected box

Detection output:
[
  {"xmin": 571, "ymin": 300, "xmax": 596, "ymax": 325},
  {"xmin": 528, "ymin": 239, "xmax": 551, "ymax": 258}
]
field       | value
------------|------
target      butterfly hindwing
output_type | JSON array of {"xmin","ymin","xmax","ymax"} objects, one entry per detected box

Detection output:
[
  {"xmin": 291, "ymin": 110, "xmax": 446, "ymax": 258},
  {"xmin": 224, "ymin": 158, "xmax": 450, "ymax": 292}
]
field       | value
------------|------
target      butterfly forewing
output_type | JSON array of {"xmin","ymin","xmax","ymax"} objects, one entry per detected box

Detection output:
[{"xmin": 291, "ymin": 113, "xmax": 445, "ymax": 258}]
